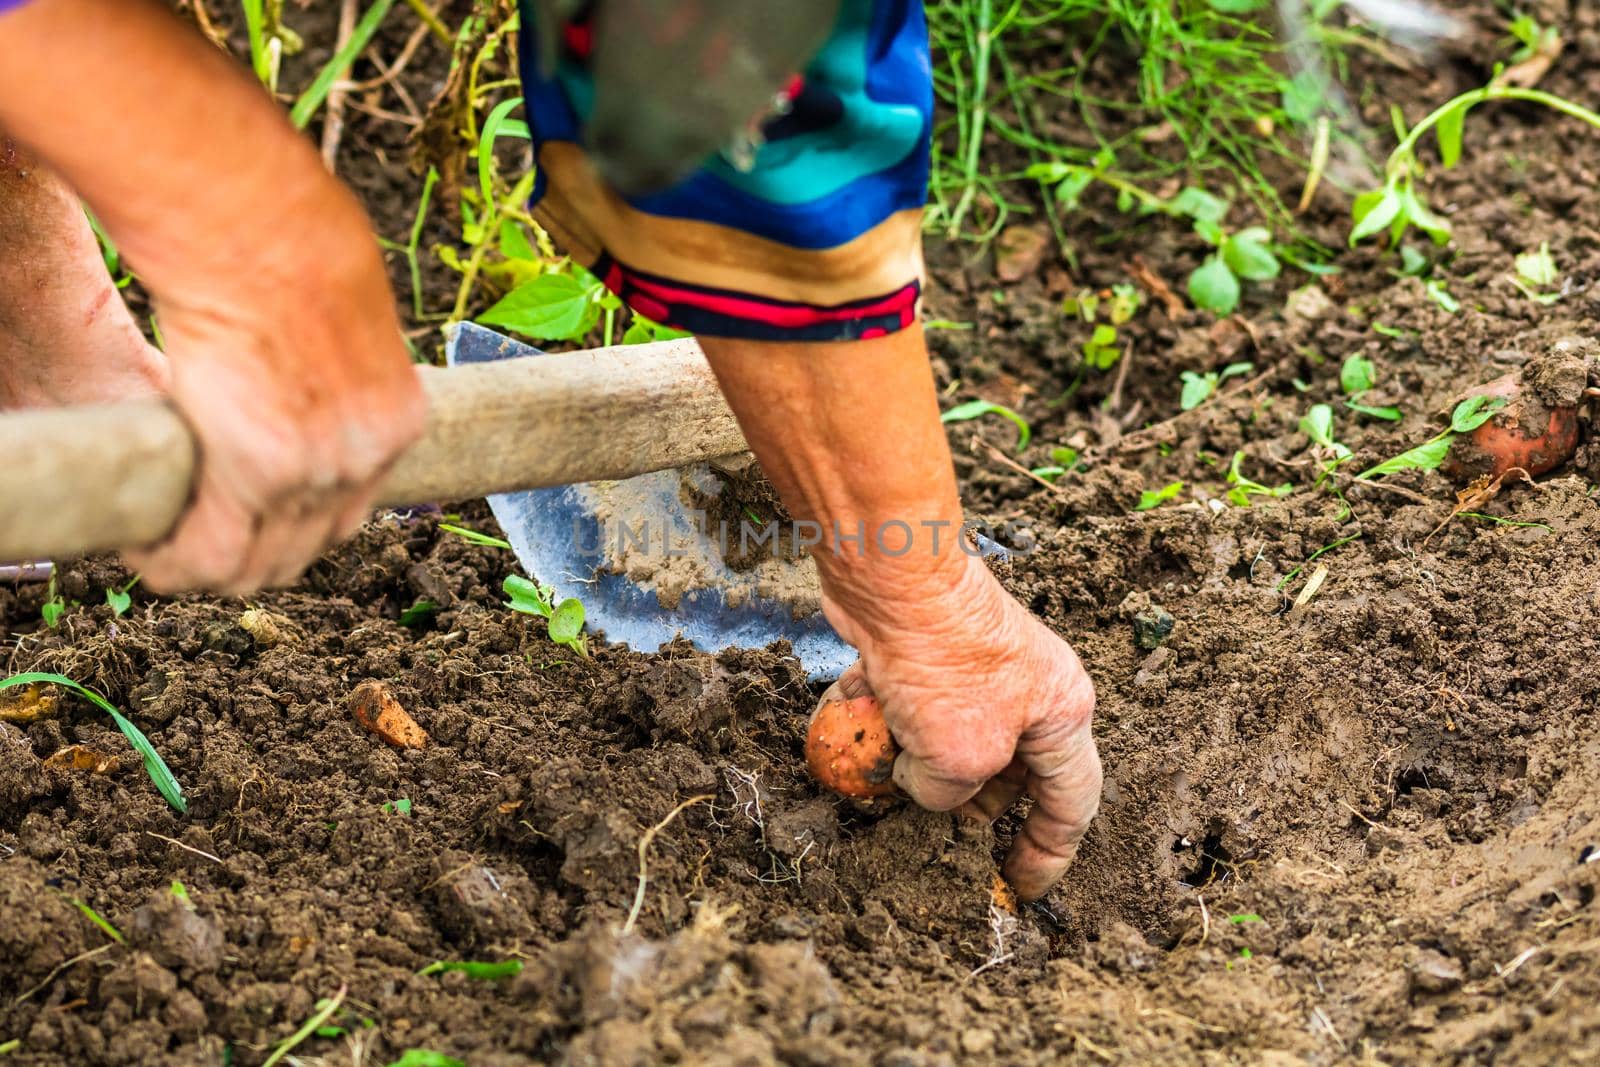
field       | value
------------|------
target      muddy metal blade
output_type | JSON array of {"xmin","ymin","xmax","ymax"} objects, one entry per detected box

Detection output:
[{"xmin": 445, "ymin": 322, "xmax": 857, "ymax": 681}]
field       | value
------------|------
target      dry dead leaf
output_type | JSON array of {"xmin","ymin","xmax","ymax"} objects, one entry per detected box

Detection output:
[
  {"xmin": 44, "ymin": 744, "xmax": 121, "ymax": 775},
  {"xmin": 349, "ymin": 680, "xmax": 429, "ymax": 749},
  {"xmin": 0, "ymin": 684, "xmax": 59, "ymax": 724}
]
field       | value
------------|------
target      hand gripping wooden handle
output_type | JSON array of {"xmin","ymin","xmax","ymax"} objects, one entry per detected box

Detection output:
[{"xmin": 0, "ymin": 337, "xmax": 746, "ymax": 561}]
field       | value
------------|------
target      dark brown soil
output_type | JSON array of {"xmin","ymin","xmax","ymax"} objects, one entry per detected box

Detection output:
[{"xmin": 7, "ymin": 2, "xmax": 1600, "ymax": 1064}]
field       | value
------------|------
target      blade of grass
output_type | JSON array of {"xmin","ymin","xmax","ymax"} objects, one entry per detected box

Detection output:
[
  {"xmin": 0, "ymin": 672, "xmax": 186, "ymax": 813},
  {"xmin": 262, "ymin": 985, "xmax": 348, "ymax": 1067},
  {"xmin": 290, "ymin": 0, "xmax": 397, "ymax": 130},
  {"xmin": 66, "ymin": 897, "xmax": 125, "ymax": 945}
]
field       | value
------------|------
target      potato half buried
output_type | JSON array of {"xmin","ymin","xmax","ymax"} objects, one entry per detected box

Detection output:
[
  {"xmin": 1443, "ymin": 345, "xmax": 1591, "ymax": 481},
  {"xmin": 806, "ymin": 695, "xmax": 899, "ymax": 798}
]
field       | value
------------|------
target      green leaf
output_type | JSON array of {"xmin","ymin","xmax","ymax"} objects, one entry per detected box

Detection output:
[
  {"xmin": 1180, "ymin": 371, "xmax": 1215, "ymax": 411},
  {"xmin": 1222, "ymin": 229, "xmax": 1281, "ymax": 282},
  {"xmin": 1220, "ymin": 361, "xmax": 1254, "ymax": 382},
  {"xmin": 1134, "ymin": 481, "xmax": 1185, "ymax": 511},
  {"xmin": 1298, "ymin": 404, "xmax": 1349, "ymax": 456},
  {"xmin": 1515, "ymin": 242, "xmax": 1559, "ymax": 287},
  {"xmin": 1437, "ymin": 101, "xmax": 1469, "ymax": 168},
  {"xmin": 1349, "ymin": 186, "xmax": 1403, "ymax": 246},
  {"xmin": 1400, "ymin": 185, "xmax": 1451, "ymax": 245},
  {"xmin": 1188, "ymin": 256, "xmax": 1241, "ymax": 315},
  {"xmin": 388, "ymin": 1052, "xmax": 466, "ymax": 1067},
  {"xmin": 478, "ymin": 272, "xmax": 596, "ymax": 341},
  {"xmin": 940, "ymin": 400, "xmax": 1032, "ymax": 451},
  {"xmin": 1345, "ymin": 401, "xmax": 1403, "ymax": 421},
  {"xmin": 1425, "ymin": 278, "xmax": 1460, "ymax": 313},
  {"xmin": 621, "ymin": 315, "xmax": 690, "ymax": 345},
  {"xmin": 503, "ymin": 575, "xmax": 554, "ymax": 619},
  {"xmin": 41, "ymin": 600, "xmax": 66, "ymax": 628},
  {"xmin": 289, "ymin": 0, "xmax": 396, "ymax": 129},
  {"xmin": 1357, "ymin": 433, "xmax": 1454, "ymax": 479},
  {"xmin": 475, "ymin": 95, "xmax": 526, "ymax": 209},
  {"xmin": 498, "ymin": 220, "xmax": 537, "ymax": 262},
  {"xmin": 1207, "ymin": 0, "xmax": 1268, "ymax": 10},
  {"xmin": 548, "ymin": 598, "xmax": 585, "ymax": 645},
  {"xmin": 1450, "ymin": 395, "xmax": 1507, "ymax": 433},
  {"xmin": 1192, "ymin": 218, "xmax": 1226, "ymax": 247},
  {"xmin": 438, "ymin": 522, "xmax": 512, "ymax": 549},
  {"xmin": 399, "ymin": 599, "xmax": 438, "ymax": 627},
  {"xmin": 0, "ymin": 673, "xmax": 186, "ymax": 812},
  {"xmin": 417, "ymin": 959, "xmax": 524, "ymax": 980},
  {"xmin": 106, "ymin": 588, "xmax": 132, "ymax": 617},
  {"xmin": 1050, "ymin": 446, "xmax": 1081, "ymax": 469},
  {"xmin": 1170, "ymin": 186, "xmax": 1228, "ymax": 224},
  {"xmin": 1340, "ymin": 355, "xmax": 1376, "ymax": 395}
]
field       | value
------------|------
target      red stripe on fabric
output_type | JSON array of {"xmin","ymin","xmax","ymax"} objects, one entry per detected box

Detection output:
[
  {"xmin": 625, "ymin": 273, "xmax": 917, "ymax": 328},
  {"xmin": 563, "ymin": 22, "xmax": 593, "ymax": 58}
]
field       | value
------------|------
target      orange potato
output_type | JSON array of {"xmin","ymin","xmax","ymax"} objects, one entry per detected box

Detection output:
[
  {"xmin": 1446, "ymin": 372, "xmax": 1580, "ymax": 480},
  {"xmin": 349, "ymin": 680, "xmax": 429, "ymax": 749},
  {"xmin": 806, "ymin": 695, "xmax": 899, "ymax": 798}
]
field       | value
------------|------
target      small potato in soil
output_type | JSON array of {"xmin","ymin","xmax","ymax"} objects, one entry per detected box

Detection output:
[
  {"xmin": 806, "ymin": 695, "xmax": 898, "ymax": 798},
  {"xmin": 1445, "ymin": 369, "xmax": 1582, "ymax": 481}
]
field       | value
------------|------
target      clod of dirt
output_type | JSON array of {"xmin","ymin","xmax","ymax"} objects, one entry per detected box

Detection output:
[
  {"xmin": 429, "ymin": 852, "xmax": 536, "ymax": 946},
  {"xmin": 0, "ymin": 857, "xmax": 95, "ymax": 986},
  {"xmin": 237, "ymin": 608, "xmax": 295, "ymax": 649},
  {"xmin": 348, "ymin": 680, "xmax": 428, "ymax": 748},
  {"xmin": 129, "ymin": 892, "xmax": 224, "ymax": 974},
  {"xmin": 1411, "ymin": 948, "xmax": 1465, "ymax": 994},
  {"xmin": 98, "ymin": 952, "xmax": 179, "ymax": 1007}
]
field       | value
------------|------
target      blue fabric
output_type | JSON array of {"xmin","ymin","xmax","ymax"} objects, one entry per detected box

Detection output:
[{"xmin": 516, "ymin": 0, "xmax": 932, "ymax": 252}]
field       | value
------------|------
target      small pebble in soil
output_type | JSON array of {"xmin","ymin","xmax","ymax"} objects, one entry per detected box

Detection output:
[{"xmin": 1132, "ymin": 606, "xmax": 1175, "ymax": 650}]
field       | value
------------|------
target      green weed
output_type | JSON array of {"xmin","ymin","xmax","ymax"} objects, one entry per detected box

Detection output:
[
  {"xmin": 0, "ymin": 673, "xmax": 186, "ymax": 812},
  {"xmin": 262, "ymin": 986, "xmax": 347, "ymax": 1067},
  {"xmin": 1180, "ymin": 361, "xmax": 1253, "ymax": 410},
  {"xmin": 1135, "ymin": 481, "xmax": 1184, "ymax": 511},
  {"xmin": 383, "ymin": 798, "xmax": 413, "ymax": 815},
  {"xmin": 1225, "ymin": 451, "xmax": 1292, "ymax": 506},
  {"xmin": 66, "ymin": 896, "xmax": 125, "ymax": 944},
  {"xmin": 289, "ymin": 0, "xmax": 396, "ymax": 129},
  {"xmin": 39, "ymin": 574, "xmax": 69, "ymax": 629},
  {"xmin": 1340, "ymin": 354, "xmax": 1402, "ymax": 420},
  {"xmin": 1357, "ymin": 395, "xmax": 1505, "ymax": 480},
  {"xmin": 941, "ymin": 400, "xmax": 1032, "ymax": 450},
  {"xmin": 503, "ymin": 576, "xmax": 588, "ymax": 656},
  {"xmin": 1510, "ymin": 241, "xmax": 1562, "ymax": 304},
  {"xmin": 1063, "ymin": 284, "xmax": 1140, "ymax": 370},
  {"xmin": 438, "ymin": 522, "xmax": 512, "ymax": 549},
  {"xmin": 0, "ymin": 1039, "xmax": 18, "ymax": 1055},
  {"xmin": 1031, "ymin": 446, "xmax": 1082, "ymax": 482},
  {"xmin": 105, "ymin": 576, "xmax": 139, "ymax": 618},
  {"xmin": 399, "ymin": 599, "xmax": 438, "ymax": 627},
  {"xmin": 417, "ymin": 959, "xmax": 524, "ymax": 980},
  {"xmin": 388, "ymin": 1052, "xmax": 465, "ymax": 1067},
  {"xmin": 1351, "ymin": 80, "xmax": 1600, "ymax": 251}
]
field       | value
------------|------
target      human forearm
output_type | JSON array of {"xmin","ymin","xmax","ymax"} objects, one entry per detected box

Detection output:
[{"xmin": 0, "ymin": 0, "xmax": 371, "ymax": 300}]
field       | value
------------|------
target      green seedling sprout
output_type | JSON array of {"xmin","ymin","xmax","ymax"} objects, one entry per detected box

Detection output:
[
  {"xmin": 1063, "ymin": 285, "xmax": 1140, "ymax": 370},
  {"xmin": 289, "ymin": 0, "xmax": 395, "ymax": 129},
  {"xmin": 1225, "ymin": 451, "xmax": 1292, "ymax": 507},
  {"xmin": 1510, "ymin": 242, "xmax": 1563, "ymax": 304},
  {"xmin": 382, "ymin": 798, "xmax": 413, "ymax": 816},
  {"xmin": 1276, "ymin": 532, "xmax": 1363, "ymax": 590},
  {"xmin": 0, "ymin": 673, "xmax": 185, "ymax": 812},
  {"xmin": 503, "ymin": 576, "xmax": 588, "ymax": 656},
  {"xmin": 40, "ymin": 574, "xmax": 68, "ymax": 629},
  {"xmin": 1460, "ymin": 512, "xmax": 1552, "ymax": 532},
  {"xmin": 1357, "ymin": 395, "xmax": 1505, "ymax": 480},
  {"xmin": 417, "ymin": 959, "xmax": 524, "ymax": 980},
  {"xmin": 1189, "ymin": 224, "xmax": 1281, "ymax": 316},
  {"xmin": 1135, "ymin": 481, "xmax": 1185, "ymax": 512},
  {"xmin": 0, "ymin": 1039, "xmax": 18, "ymax": 1055},
  {"xmin": 941, "ymin": 400, "xmax": 1031, "ymax": 451},
  {"xmin": 66, "ymin": 896, "xmax": 124, "ymax": 944},
  {"xmin": 1180, "ymin": 362, "xmax": 1253, "ymax": 410},
  {"xmin": 1030, "ymin": 446, "xmax": 1082, "ymax": 483},
  {"xmin": 262, "ymin": 985, "xmax": 347, "ymax": 1067},
  {"xmin": 388, "ymin": 1052, "xmax": 466, "ymax": 1067},
  {"xmin": 105, "ymin": 576, "xmax": 139, "ymax": 618},
  {"xmin": 438, "ymin": 522, "xmax": 512, "ymax": 549},
  {"xmin": 399, "ymin": 599, "xmax": 438, "ymax": 627},
  {"xmin": 1350, "ymin": 79, "xmax": 1600, "ymax": 250},
  {"xmin": 1339, "ymin": 355, "xmax": 1402, "ymax": 420}
]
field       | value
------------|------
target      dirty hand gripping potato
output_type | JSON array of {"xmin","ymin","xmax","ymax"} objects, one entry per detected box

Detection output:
[{"xmin": 806, "ymin": 694, "xmax": 899, "ymax": 798}]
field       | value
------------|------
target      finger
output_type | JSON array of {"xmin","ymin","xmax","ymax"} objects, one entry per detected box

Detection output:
[
  {"xmin": 127, "ymin": 482, "xmax": 255, "ymax": 594},
  {"xmin": 254, "ymin": 495, "xmax": 348, "ymax": 592},
  {"xmin": 892, "ymin": 748, "xmax": 988, "ymax": 812},
  {"xmin": 1004, "ymin": 726, "xmax": 1103, "ymax": 901},
  {"xmin": 960, "ymin": 757, "xmax": 1026, "ymax": 822}
]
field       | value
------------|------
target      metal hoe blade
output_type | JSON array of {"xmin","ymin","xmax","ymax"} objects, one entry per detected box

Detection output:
[{"xmin": 446, "ymin": 323, "xmax": 858, "ymax": 681}]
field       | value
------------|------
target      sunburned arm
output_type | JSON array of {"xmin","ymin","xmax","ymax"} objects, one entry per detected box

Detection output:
[{"xmin": 0, "ymin": 0, "xmax": 423, "ymax": 594}]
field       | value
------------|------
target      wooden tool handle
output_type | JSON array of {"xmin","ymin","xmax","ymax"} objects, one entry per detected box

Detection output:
[{"xmin": 0, "ymin": 337, "xmax": 746, "ymax": 562}]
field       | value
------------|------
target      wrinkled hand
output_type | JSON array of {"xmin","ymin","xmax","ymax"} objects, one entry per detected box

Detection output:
[
  {"xmin": 821, "ymin": 556, "xmax": 1101, "ymax": 901},
  {"xmin": 127, "ymin": 207, "xmax": 424, "ymax": 595}
]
